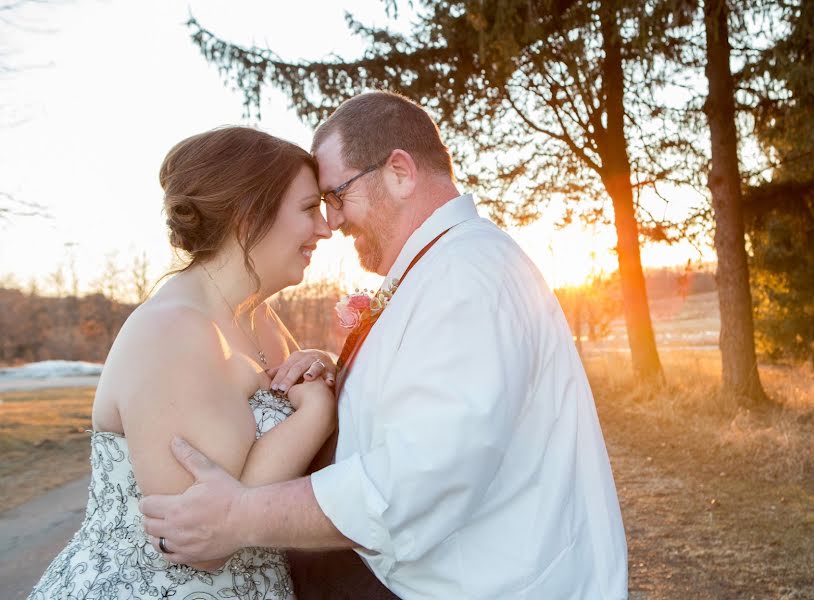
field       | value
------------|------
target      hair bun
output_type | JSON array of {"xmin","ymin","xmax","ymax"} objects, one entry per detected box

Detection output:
[
  {"xmin": 165, "ymin": 198, "xmax": 202, "ymax": 253},
  {"xmin": 158, "ymin": 126, "xmax": 315, "ymax": 270}
]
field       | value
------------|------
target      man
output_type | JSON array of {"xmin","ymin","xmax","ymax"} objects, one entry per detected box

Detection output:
[{"xmin": 140, "ymin": 91, "xmax": 628, "ymax": 599}]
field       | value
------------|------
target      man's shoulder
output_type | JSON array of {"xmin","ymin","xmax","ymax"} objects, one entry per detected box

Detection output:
[
  {"xmin": 447, "ymin": 215, "xmax": 509, "ymax": 242},
  {"xmin": 437, "ymin": 217, "xmax": 518, "ymax": 260},
  {"xmin": 399, "ymin": 220, "xmax": 531, "ymax": 307},
  {"xmin": 429, "ymin": 217, "xmax": 535, "ymax": 281}
]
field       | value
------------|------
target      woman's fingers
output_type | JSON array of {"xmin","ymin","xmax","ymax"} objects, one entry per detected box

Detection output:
[
  {"xmin": 321, "ymin": 356, "xmax": 337, "ymax": 387},
  {"xmin": 269, "ymin": 351, "xmax": 336, "ymax": 393},
  {"xmin": 275, "ymin": 363, "xmax": 308, "ymax": 393},
  {"xmin": 270, "ymin": 357, "xmax": 311, "ymax": 393},
  {"xmin": 269, "ymin": 359, "xmax": 295, "ymax": 391},
  {"xmin": 302, "ymin": 359, "xmax": 326, "ymax": 381}
]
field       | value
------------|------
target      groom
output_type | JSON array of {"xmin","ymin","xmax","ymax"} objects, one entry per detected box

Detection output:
[{"xmin": 140, "ymin": 91, "xmax": 628, "ymax": 599}]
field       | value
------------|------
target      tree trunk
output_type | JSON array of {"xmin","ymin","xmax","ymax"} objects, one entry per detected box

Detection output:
[
  {"xmin": 600, "ymin": 1, "xmax": 664, "ymax": 382},
  {"xmin": 703, "ymin": 0, "xmax": 769, "ymax": 406}
]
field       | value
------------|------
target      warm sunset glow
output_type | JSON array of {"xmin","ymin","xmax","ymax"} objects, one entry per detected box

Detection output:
[
  {"xmin": 300, "ymin": 210, "xmax": 714, "ymax": 295},
  {"xmin": 0, "ymin": 0, "xmax": 712, "ymax": 299}
]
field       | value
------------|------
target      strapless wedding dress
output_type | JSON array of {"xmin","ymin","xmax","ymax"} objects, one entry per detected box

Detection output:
[{"xmin": 29, "ymin": 389, "xmax": 297, "ymax": 600}]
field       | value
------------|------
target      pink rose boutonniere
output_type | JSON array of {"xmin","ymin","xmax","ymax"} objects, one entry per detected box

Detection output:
[{"xmin": 335, "ymin": 277, "xmax": 400, "ymax": 330}]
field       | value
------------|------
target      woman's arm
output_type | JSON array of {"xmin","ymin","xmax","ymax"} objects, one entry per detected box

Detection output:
[
  {"xmin": 112, "ymin": 308, "xmax": 258, "ymax": 570},
  {"xmin": 240, "ymin": 307, "xmax": 338, "ymax": 484},
  {"xmin": 239, "ymin": 379, "xmax": 336, "ymax": 487},
  {"xmin": 306, "ymin": 430, "xmax": 339, "ymax": 475},
  {"xmin": 116, "ymin": 307, "xmax": 335, "ymax": 568},
  {"xmin": 117, "ymin": 309, "xmax": 254, "ymax": 497}
]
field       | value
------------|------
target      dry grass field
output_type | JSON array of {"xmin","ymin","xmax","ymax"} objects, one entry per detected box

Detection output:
[
  {"xmin": 589, "ymin": 352, "xmax": 814, "ymax": 599},
  {"xmin": 0, "ymin": 387, "xmax": 95, "ymax": 513}
]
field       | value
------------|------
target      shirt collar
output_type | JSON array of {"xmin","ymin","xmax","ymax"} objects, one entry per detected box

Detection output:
[{"xmin": 385, "ymin": 193, "xmax": 479, "ymax": 284}]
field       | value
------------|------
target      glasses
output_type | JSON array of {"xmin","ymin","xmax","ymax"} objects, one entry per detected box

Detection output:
[{"xmin": 321, "ymin": 159, "xmax": 386, "ymax": 210}]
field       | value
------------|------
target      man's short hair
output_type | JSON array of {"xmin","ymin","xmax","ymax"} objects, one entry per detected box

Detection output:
[{"xmin": 312, "ymin": 91, "xmax": 454, "ymax": 177}]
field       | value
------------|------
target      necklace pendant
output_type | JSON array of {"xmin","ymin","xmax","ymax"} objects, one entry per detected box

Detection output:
[{"xmin": 258, "ymin": 350, "xmax": 268, "ymax": 366}]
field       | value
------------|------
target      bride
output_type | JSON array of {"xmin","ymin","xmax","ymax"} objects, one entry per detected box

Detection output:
[{"xmin": 29, "ymin": 126, "xmax": 337, "ymax": 599}]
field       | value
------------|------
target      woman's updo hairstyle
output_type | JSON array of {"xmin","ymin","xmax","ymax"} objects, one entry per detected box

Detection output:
[{"xmin": 160, "ymin": 126, "xmax": 317, "ymax": 290}]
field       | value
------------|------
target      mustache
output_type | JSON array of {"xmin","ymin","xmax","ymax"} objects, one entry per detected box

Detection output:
[{"xmin": 340, "ymin": 223, "xmax": 362, "ymax": 238}]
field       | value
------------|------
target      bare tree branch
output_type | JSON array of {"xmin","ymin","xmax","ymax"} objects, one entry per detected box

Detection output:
[{"xmin": 0, "ymin": 192, "xmax": 51, "ymax": 223}]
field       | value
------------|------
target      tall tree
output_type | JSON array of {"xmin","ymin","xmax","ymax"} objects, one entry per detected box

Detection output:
[
  {"xmin": 702, "ymin": 0, "xmax": 768, "ymax": 404},
  {"xmin": 749, "ymin": 0, "xmax": 814, "ymax": 183},
  {"xmin": 189, "ymin": 0, "xmax": 675, "ymax": 381},
  {"xmin": 744, "ymin": 0, "xmax": 814, "ymax": 366},
  {"xmin": 640, "ymin": 0, "xmax": 784, "ymax": 404}
]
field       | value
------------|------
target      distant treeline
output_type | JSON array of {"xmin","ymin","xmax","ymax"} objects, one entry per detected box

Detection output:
[
  {"xmin": 555, "ymin": 265, "xmax": 718, "ymax": 354},
  {"xmin": 0, "ymin": 280, "xmax": 350, "ymax": 367},
  {"xmin": 0, "ymin": 266, "xmax": 715, "ymax": 367},
  {"xmin": 0, "ymin": 289, "xmax": 131, "ymax": 365}
]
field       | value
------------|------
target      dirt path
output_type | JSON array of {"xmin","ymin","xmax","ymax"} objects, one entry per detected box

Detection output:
[{"xmin": 0, "ymin": 476, "xmax": 90, "ymax": 599}]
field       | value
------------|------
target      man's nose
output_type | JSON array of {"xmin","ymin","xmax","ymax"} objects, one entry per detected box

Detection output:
[
  {"xmin": 326, "ymin": 205, "xmax": 344, "ymax": 231},
  {"xmin": 315, "ymin": 211, "xmax": 332, "ymax": 239}
]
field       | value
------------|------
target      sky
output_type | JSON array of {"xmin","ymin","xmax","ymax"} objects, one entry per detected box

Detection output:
[{"xmin": 0, "ymin": 0, "xmax": 714, "ymax": 300}]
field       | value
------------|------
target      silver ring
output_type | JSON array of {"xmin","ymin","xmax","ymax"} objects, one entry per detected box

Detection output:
[
  {"xmin": 159, "ymin": 536, "xmax": 172, "ymax": 554},
  {"xmin": 312, "ymin": 359, "xmax": 326, "ymax": 371}
]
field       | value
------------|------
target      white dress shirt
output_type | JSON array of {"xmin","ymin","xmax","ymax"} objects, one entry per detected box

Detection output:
[{"xmin": 311, "ymin": 194, "xmax": 627, "ymax": 599}]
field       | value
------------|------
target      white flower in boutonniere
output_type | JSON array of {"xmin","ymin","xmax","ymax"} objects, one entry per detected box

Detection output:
[{"xmin": 335, "ymin": 277, "xmax": 400, "ymax": 330}]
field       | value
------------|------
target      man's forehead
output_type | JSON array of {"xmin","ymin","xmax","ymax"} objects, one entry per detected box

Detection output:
[{"xmin": 314, "ymin": 132, "xmax": 346, "ymax": 178}]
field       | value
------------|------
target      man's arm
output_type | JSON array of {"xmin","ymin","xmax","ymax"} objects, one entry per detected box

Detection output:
[
  {"xmin": 244, "ymin": 475, "xmax": 354, "ymax": 550},
  {"xmin": 140, "ymin": 436, "xmax": 355, "ymax": 566}
]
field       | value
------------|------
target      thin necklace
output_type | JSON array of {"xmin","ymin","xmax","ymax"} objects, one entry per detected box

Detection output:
[{"xmin": 201, "ymin": 264, "xmax": 268, "ymax": 368}]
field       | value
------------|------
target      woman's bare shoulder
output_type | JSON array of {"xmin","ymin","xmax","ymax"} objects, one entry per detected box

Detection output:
[
  {"xmin": 108, "ymin": 300, "xmax": 227, "ymax": 375},
  {"xmin": 94, "ymin": 300, "xmax": 233, "ymax": 433}
]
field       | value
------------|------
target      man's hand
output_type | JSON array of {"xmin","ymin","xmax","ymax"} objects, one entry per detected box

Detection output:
[{"xmin": 139, "ymin": 436, "xmax": 250, "ymax": 566}]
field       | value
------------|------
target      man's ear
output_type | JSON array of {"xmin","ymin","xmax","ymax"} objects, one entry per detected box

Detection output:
[{"xmin": 384, "ymin": 149, "xmax": 418, "ymax": 198}]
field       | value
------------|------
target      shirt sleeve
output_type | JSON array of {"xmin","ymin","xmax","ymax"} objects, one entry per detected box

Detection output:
[{"xmin": 311, "ymin": 253, "xmax": 534, "ymax": 572}]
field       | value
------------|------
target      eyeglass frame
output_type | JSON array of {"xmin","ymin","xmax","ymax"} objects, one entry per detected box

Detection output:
[{"xmin": 320, "ymin": 157, "xmax": 388, "ymax": 210}]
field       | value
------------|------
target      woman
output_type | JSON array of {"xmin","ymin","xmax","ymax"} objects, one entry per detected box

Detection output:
[{"xmin": 29, "ymin": 126, "xmax": 337, "ymax": 599}]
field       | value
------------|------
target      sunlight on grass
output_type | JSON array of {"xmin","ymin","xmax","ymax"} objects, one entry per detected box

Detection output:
[
  {"xmin": 0, "ymin": 387, "xmax": 95, "ymax": 513},
  {"xmin": 585, "ymin": 351, "xmax": 814, "ymax": 486}
]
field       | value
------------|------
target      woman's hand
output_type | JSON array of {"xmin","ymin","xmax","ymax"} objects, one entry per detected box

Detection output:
[
  {"xmin": 285, "ymin": 379, "xmax": 336, "ymax": 413},
  {"xmin": 266, "ymin": 349, "xmax": 336, "ymax": 394}
]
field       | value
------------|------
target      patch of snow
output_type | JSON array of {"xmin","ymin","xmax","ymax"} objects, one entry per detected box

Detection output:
[{"xmin": 0, "ymin": 360, "xmax": 104, "ymax": 379}]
